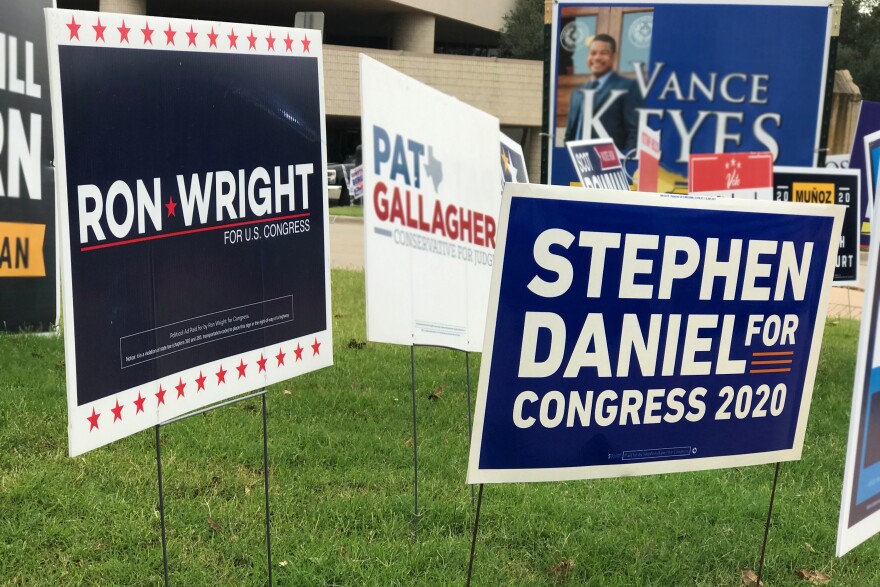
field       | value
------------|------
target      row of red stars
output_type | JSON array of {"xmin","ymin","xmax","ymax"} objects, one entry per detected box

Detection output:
[
  {"xmin": 66, "ymin": 16, "xmax": 312, "ymax": 53},
  {"xmin": 86, "ymin": 338, "xmax": 321, "ymax": 431}
]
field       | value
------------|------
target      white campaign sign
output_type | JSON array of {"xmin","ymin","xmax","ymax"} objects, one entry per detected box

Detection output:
[{"xmin": 359, "ymin": 55, "xmax": 501, "ymax": 351}]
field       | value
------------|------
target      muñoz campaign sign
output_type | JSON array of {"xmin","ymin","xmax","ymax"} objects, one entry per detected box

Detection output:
[
  {"xmin": 360, "ymin": 55, "xmax": 500, "ymax": 352},
  {"xmin": 46, "ymin": 10, "xmax": 332, "ymax": 456},
  {"xmin": 550, "ymin": 1, "xmax": 831, "ymax": 192},
  {"xmin": 468, "ymin": 184, "xmax": 842, "ymax": 483},
  {"xmin": 0, "ymin": 0, "xmax": 56, "ymax": 331}
]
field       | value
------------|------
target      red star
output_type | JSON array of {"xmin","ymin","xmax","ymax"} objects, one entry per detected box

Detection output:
[
  {"xmin": 275, "ymin": 348, "xmax": 286, "ymax": 366},
  {"xmin": 247, "ymin": 30, "xmax": 258, "ymax": 50},
  {"xmin": 257, "ymin": 354, "xmax": 268, "ymax": 373},
  {"xmin": 175, "ymin": 378, "xmax": 186, "ymax": 398},
  {"xmin": 294, "ymin": 343, "xmax": 304, "ymax": 362},
  {"xmin": 93, "ymin": 18, "xmax": 107, "ymax": 42},
  {"xmin": 227, "ymin": 28, "xmax": 238, "ymax": 48},
  {"xmin": 67, "ymin": 16, "xmax": 81, "ymax": 40},
  {"xmin": 164, "ymin": 23, "xmax": 176, "ymax": 46},
  {"xmin": 301, "ymin": 35, "xmax": 311, "ymax": 53},
  {"xmin": 87, "ymin": 407, "xmax": 100, "ymax": 431},
  {"xmin": 155, "ymin": 385, "xmax": 167, "ymax": 405},
  {"xmin": 118, "ymin": 20, "xmax": 131, "ymax": 43},
  {"xmin": 186, "ymin": 25, "xmax": 198, "ymax": 46},
  {"xmin": 141, "ymin": 22, "xmax": 154, "ymax": 45},
  {"xmin": 284, "ymin": 33, "xmax": 293, "ymax": 52},
  {"xmin": 236, "ymin": 359, "xmax": 248, "ymax": 379},
  {"xmin": 311, "ymin": 337, "xmax": 321, "ymax": 356},
  {"xmin": 111, "ymin": 399, "xmax": 124, "ymax": 422},
  {"xmin": 207, "ymin": 27, "xmax": 218, "ymax": 48},
  {"xmin": 165, "ymin": 197, "xmax": 177, "ymax": 217},
  {"xmin": 266, "ymin": 32, "xmax": 276, "ymax": 51},
  {"xmin": 216, "ymin": 364, "xmax": 227, "ymax": 384},
  {"xmin": 134, "ymin": 392, "xmax": 146, "ymax": 414},
  {"xmin": 195, "ymin": 371, "xmax": 207, "ymax": 392}
]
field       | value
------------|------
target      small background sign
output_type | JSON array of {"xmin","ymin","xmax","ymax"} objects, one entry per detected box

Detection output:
[
  {"xmin": 566, "ymin": 139, "xmax": 629, "ymax": 190},
  {"xmin": 637, "ymin": 126, "xmax": 661, "ymax": 192},
  {"xmin": 501, "ymin": 132, "xmax": 529, "ymax": 188},
  {"xmin": 689, "ymin": 152, "xmax": 774, "ymax": 200},
  {"xmin": 774, "ymin": 166, "xmax": 860, "ymax": 285}
]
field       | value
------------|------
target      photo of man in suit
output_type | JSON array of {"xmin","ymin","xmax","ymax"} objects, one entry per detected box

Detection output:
[{"xmin": 564, "ymin": 33, "xmax": 642, "ymax": 154}]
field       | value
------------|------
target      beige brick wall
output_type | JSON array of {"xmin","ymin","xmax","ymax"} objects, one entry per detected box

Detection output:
[{"xmin": 324, "ymin": 45, "xmax": 542, "ymax": 128}]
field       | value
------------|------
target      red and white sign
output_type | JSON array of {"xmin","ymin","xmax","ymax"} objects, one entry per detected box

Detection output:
[
  {"xmin": 637, "ymin": 127, "xmax": 661, "ymax": 192},
  {"xmin": 689, "ymin": 152, "xmax": 774, "ymax": 200},
  {"xmin": 595, "ymin": 143, "xmax": 621, "ymax": 171}
]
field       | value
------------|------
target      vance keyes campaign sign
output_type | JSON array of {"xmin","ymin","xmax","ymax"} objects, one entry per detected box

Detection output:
[
  {"xmin": 47, "ymin": 10, "xmax": 332, "ymax": 456},
  {"xmin": 360, "ymin": 55, "xmax": 500, "ymax": 352},
  {"xmin": 468, "ymin": 184, "xmax": 842, "ymax": 483},
  {"xmin": 550, "ymin": 1, "xmax": 830, "ymax": 192}
]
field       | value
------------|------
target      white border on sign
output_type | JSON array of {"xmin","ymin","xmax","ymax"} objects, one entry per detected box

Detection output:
[
  {"xmin": 864, "ymin": 129, "xmax": 880, "ymax": 229},
  {"xmin": 467, "ymin": 182, "xmax": 843, "ymax": 484},
  {"xmin": 45, "ymin": 9, "xmax": 333, "ymax": 456},
  {"xmin": 838, "ymin": 197, "xmax": 880, "ymax": 556},
  {"xmin": 774, "ymin": 165, "xmax": 861, "ymax": 286},
  {"xmin": 566, "ymin": 137, "xmax": 625, "ymax": 181},
  {"xmin": 548, "ymin": 0, "xmax": 832, "ymax": 185}
]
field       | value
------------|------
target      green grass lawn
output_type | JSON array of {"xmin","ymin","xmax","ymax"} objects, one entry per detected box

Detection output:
[
  {"xmin": 329, "ymin": 205, "xmax": 364, "ymax": 218},
  {"xmin": 0, "ymin": 269, "xmax": 877, "ymax": 585}
]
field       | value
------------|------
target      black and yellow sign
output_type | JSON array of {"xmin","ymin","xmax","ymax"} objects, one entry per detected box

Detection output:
[
  {"xmin": 0, "ymin": 222, "xmax": 46, "ymax": 277},
  {"xmin": 792, "ymin": 182, "xmax": 835, "ymax": 204},
  {"xmin": 0, "ymin": 0, "xmax": 56, "ymax": 330}
]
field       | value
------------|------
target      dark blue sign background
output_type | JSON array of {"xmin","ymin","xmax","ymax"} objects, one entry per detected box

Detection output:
[
  {"xmin": 60, "ymin": 47, "xmax": 326, "ymax": 405},
  {"xmin": 551, "ymin": 2, "xmax": 829, "ymax": 189},
  {"xmin": 478, "ymin": 196, "xmax": 832, "ymax": 471}
]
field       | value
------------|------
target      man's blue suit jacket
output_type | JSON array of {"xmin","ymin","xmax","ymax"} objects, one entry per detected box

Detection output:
[{"xmin": 564, "ymin": 72, "xmax": 642, "ymax": 153}]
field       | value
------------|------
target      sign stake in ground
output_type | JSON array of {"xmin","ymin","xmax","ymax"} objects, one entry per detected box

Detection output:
[
  {"xmin": 408, "ymin": 345, "xmax": 477, "ymax": 538},
  {"xmin": 154, "ymin": 390, "xmax": 273, "ymax": 587},
  {"xmin": 756, "ymin": 462, "xmax": 782, "ymax": 587},
  {"xmin": 465, "ymin": 483, "xmax": 485, "ymax": 587}
]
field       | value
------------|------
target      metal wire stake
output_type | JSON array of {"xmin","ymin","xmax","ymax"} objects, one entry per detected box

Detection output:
[
  {"xmin": 410, "ymin": 344, "xmax": 419, "ymax": 539},
  {"xmin": 466, "ymin": 484, "xmax": 485, "ymax": 587},
  {"xmin": 155, "ymin": 425, "xmax": 170, "ymax": 587},
  {"xmin": 465, "ymin": 351, "xmax": 475, "ymax": 507},
  {"xmin": 262, "ymin": 393, "xmax": 273, "ymax": 586},
  {"xmin": 756, "ymin": 462, "xmax": 782, "ymax": 587}
]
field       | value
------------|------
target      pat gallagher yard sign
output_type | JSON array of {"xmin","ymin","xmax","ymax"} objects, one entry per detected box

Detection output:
[
  {"xmin": 46, "ymin": 10, "xmax": 333, "ymax": 456},
  {"xmin": 468, "ymin": 184, "xmax": 842, "ymax": 483}
]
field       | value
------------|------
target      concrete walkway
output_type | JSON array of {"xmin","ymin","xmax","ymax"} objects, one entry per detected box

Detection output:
[{"xmin": 330, "ymin": 214, "xmax": 870, "ymax": 320}]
